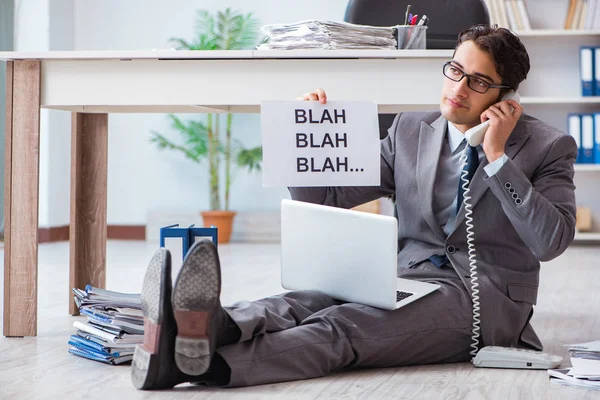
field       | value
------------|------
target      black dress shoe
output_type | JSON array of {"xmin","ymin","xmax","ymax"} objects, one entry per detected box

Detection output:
[
  {"xmin": 172, "ymin": 239, "xmax": 226, "ymax": 376},
  {"xmin": 131, "ymin": 248, "xmax": 190, "ymax": 390}
]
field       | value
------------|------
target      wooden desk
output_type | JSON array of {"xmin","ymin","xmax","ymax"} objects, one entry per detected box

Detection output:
[{"xmin": 0, "ymin": 49, "xmax": 452, "ymax": 336}]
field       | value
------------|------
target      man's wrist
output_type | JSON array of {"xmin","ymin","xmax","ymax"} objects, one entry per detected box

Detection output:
[
  {"xmin": 484, "ymin": 153, "xmax": 508, "ymax": 177},
  {"xmin": 485, "ymin": 150, "xmax": 505, "ymax": 163}
]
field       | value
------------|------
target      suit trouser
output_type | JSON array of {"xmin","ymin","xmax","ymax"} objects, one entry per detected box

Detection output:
[{"xmin": 217, "ymin": 263, "xmax": 474, "ymax": 387}]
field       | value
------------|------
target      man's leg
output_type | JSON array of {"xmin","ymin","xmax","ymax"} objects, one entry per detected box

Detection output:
[
  {"xmin": 132, "ymin": 241, "xmax": 350, "ymax": 389},
  {"xmin": 218, "ymin": 268, "xmax": 474, "ymax": 387},
  {"xmin": 224, "ymin": 290, "xmax": 342, "ymax": 342}
]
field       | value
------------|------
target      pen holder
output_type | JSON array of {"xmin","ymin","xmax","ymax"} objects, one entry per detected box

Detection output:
[{"xmin": 394, "ymin": 25, "xmax": 427, "ymax": 49}]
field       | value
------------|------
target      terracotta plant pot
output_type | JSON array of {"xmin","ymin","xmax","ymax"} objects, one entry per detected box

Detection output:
[{"xmin": 200, "ymin": 210, "xmax": 237, "ymax": 244}]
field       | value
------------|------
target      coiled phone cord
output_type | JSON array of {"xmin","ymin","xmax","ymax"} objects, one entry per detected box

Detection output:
[{"xmin": 459, "ymin": 146, "xmax": 482, "ymax": 359}]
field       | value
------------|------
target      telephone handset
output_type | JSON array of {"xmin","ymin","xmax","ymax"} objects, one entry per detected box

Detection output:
[
  {"xmin": 464, "ymin": 91, "xmax": 521, "ymax": 147},
  {"xmin": 460, "ymin": 89, "xmax": 562, "ymax": 370}
]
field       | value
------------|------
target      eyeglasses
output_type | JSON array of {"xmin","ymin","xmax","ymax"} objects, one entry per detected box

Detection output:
[{"xmin": 442, "ymin": 61, "xmax": 512, "ymax": 94}]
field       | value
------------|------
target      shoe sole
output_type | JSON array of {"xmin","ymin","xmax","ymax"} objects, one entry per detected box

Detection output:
[
  {"xmin": 172, "ymin": 240, "xmax": 221, "ymax": 376},
  {"xmin": 131, "ymin": 249, "xmax": 175, "ymax": 390}
]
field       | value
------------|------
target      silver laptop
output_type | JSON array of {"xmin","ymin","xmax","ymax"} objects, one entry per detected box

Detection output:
[{"xmin": 280, "ymin": 199, "xmax": 440, "ymax": 310}]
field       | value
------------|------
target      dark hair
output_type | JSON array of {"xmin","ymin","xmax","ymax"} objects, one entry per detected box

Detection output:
[{"xmin": 454, "ymin": 24, "xmax": 530, "ymax": 92}]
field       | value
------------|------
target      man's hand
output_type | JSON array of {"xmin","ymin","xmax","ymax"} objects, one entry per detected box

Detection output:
[
  {"xmin": 480, "ymin": 99, "xmax": 523, "ymax": 163},
  {"xmin": 297, "ymin": 88, "xmax": 328, "ymax": 104}
]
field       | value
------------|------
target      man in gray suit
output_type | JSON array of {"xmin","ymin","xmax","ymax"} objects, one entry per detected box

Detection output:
[{"xmin": 131, "ymin": 25, "xmax": 577, "ymax": 389}]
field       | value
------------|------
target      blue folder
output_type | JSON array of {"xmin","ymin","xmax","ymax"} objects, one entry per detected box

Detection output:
[
  {"xmin": 594, "ymin": 113, "xmax": 600, "ymax": 163},
  {"xmin": 159, "ymin": 224, "xmax": 218, "ymax": 260},
  {"xmin": 581, "ymin": 47, "xmax": 595, "ymax": 96},
  {"xmin": 69, "ymin": 334, "xmax": 134, "ymax": 355},
  {"xmin": 69, "ymin": 334, "xmax": 110, "ymax": 354},
  {"xmin": 568, "ymin": 114, "xmax": 583, "ymax": 163},
  {"xmin": 595, "ymin": 48, "xmax": 600, "ymax": 96},
  {"xmin": 68, "ymin": 335, "xmax": 135, "ymax": 365},
  {"xmin": 581, "ymin": 114, "xmax": 595, "ymax": 164},
  {"xmin": 68, "ymin": 347, "xmax": 133, "ymax": 365}
]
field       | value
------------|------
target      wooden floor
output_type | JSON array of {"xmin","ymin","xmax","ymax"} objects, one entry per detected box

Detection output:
[{"xmin": 1, "ymin": 241, "xmax": 599, "ymax": 399}]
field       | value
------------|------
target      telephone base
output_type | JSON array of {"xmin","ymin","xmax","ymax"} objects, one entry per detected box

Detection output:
[{"xmin": 472, "ymin": 346, "xmax": 563, "ymax": 370}]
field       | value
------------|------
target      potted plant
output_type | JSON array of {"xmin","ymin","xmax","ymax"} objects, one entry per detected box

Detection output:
[{"xmin": 151, "ymin": 8, "xmax": 263, "ymax": 243}]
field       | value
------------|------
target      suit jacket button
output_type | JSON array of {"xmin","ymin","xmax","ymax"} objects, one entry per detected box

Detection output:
[
  {"xmin": 447, "ymin": 245, "xmax": 456, "ymax": 254},
  {"xmin": 505, "ymin": 182, "xmax": 512, "ymax": 189}
]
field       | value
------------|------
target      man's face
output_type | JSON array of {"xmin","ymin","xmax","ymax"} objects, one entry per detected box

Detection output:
[{"xmin": 440, "ymin": 40, "xmax": 504, "ymax": 132}]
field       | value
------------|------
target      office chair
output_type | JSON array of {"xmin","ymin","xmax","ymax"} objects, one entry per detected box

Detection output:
[{"xmin": 344, "ymin": 0, "xmax": 490, "ymax": 139}]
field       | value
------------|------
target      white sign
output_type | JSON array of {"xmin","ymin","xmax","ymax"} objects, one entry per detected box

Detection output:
[{"xmin": 260, "ymin": 101, "xmax": 381, "ymax": 187}]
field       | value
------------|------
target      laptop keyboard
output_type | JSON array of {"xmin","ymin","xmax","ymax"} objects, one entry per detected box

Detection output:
[{"xmin": 396, "ymin": 290, "xmax": 414, "ymax": 302}]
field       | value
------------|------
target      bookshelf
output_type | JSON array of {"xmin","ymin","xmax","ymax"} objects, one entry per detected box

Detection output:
[
  {"xmin": 483, "ymin": 0, "xmax": 600, "ymax": 243},
  {"xmin": 486, "ymin": 0, "xmax": 600, "ymax": 31}
]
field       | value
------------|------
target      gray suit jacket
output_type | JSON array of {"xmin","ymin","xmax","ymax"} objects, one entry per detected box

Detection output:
[{"xmin": 289, "ymin": 111, "xmax": 578, "ymax": 350}]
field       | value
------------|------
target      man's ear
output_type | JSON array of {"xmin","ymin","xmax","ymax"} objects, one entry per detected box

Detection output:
[{"xmin": 496, "ymin": 89, "xmax": 510, "ymax": 102}]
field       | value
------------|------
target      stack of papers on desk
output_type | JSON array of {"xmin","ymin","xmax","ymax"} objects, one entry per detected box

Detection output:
[
  {"xmin": 548, "ymin": 340, "xmax": 600, "ymax": 389},
  {"xmin": 68, "ymin": 285, "xmax": 143, "ymax": 365},
  {"xmin": 257, "ymin": 20, "xmax": 397, "ymax": 50}
]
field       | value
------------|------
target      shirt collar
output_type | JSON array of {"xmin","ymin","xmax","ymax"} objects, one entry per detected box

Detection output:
[{"xmin": 447, "ymin": 121, "xmax": 466, "ymax": 153}]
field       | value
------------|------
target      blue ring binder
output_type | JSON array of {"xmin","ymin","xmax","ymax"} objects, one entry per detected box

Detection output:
[{"xmin": 159, "ymin": 224, "xmax": 218, "ymax": 259}]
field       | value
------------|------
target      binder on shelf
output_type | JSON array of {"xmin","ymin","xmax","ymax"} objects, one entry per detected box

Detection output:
[
  {"xmin": 566, "ymin": 0, "xmax": 600, "ymax": 29},
  {"xmin": 581, "ymin": 114, "xmax": 595, "ymax": 163},
  {"xmin": 565, "ymin": 0, "xmax": 577, "ymax": 29},
  {"xmin": 580, "ymin": 46, "xmax": 595, "ymax": 96},
  {"xmin": 515, "ymin": 0, "xmax": 532, "ymax": 30},
  {"xmin": 595, "ymin": 113, "xmax": 600, "ymax": 163},
  {"xmin": 505, "ymin": 0, "xmax": 519, "ymax": 30},
  {"xmin": 496, "ymin": 0, "xmax": 510, "ymax": 28},
  {"xmin": 595, "ymin": 47, "xmax": 600, "ymax": 95},
  {"xmin": 568, "ymin": 113, "xmax": 582, "ymax": 163},
  {"xmin": 585, "ymin": 0, "xmax": 598, "ymax": 29}
]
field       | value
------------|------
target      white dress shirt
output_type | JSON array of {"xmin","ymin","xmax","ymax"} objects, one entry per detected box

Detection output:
[{"xmin": 433, "ymin": 121, "xmax": 508, "ymax": 236}]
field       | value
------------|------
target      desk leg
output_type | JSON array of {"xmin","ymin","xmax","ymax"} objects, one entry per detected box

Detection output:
[
  {"xmin": 69, "ymin": 113, "xmax": 108, "ymax": 315},
  {"xmin": 3, "ymin": 61, "xmax": 41, "ymax": 337}
]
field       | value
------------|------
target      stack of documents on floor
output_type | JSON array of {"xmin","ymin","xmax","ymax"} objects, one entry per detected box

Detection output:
[
  {"xmin": 257, "ymin": 20, "xmax": 397, "ymax": 50},
  {"xmin": 548, "ymin": 340, "xmax": 600, "ymax": 389},
  {"xmin": 68, "ymin": 285, "xmax": 143, "ymax": 365}
]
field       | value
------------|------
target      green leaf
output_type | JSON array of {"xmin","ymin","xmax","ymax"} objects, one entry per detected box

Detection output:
[
  {"xmin": 170, "ymin": 9, "xmax": 259, "ymax": 51},
  {"xmin": 167, "ymin": 114, "xmax": 211, "ymax": 159},
  {"xmin": 236, "ymin": 146, "xmax": 263, "ymax": 172},
  {"xmin": 169, "ymin": 38, "xmax": 194, "ymax": 50},
  {"xmin": 150, "ymin": 130, "xmax": 202, "ymax": 164},
  {"xmin": 156, "ymin": 8, "xmax": 263, "ymax": 207},
  {"xmin": 229, "ymin": 14, "xmax": 260, "ymax": 49}
]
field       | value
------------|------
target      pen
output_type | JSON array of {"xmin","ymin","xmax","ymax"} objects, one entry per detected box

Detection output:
[
  {"xmin": 405, "ymin": 15, "xmax": 428, "ymax": 49},
  {"xmin": 404, "ymin": 4, "xmax": 411, "ymax": 25},
  {"xmin": 411, "ymin": 15, "xmax": 418, "ymax": 25}
]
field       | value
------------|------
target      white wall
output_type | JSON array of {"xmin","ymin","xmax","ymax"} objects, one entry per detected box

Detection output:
[
  {"xmin": 13, "ymin": 0, "xmax": 75, "ymax": 227},
  {"xmin": 0, "ymin": 0, "xmax": 15, "ymax": 229},
  {"xmin": 66, "ymin": 0, "xmax": 348, "ymax": 226},
  {"xmin": 13, "ymin": 0, "xmax": 52, "ymax": 227},
  {"xmin": 46, "ymin": 0, "xmax": 75, "ymax": 227},
  {"xmin": 14, "ymin": 0, "xmax": 350, "ymax": 227},
  {"xmin": 14, "ymin": 0, "xmax": 49, "ymax": 51}
]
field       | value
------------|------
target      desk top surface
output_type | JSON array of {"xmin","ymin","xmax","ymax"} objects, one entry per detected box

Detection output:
[{"xmin": 0, "ymin": 49, "xmax": 453, "ymax": 61}]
